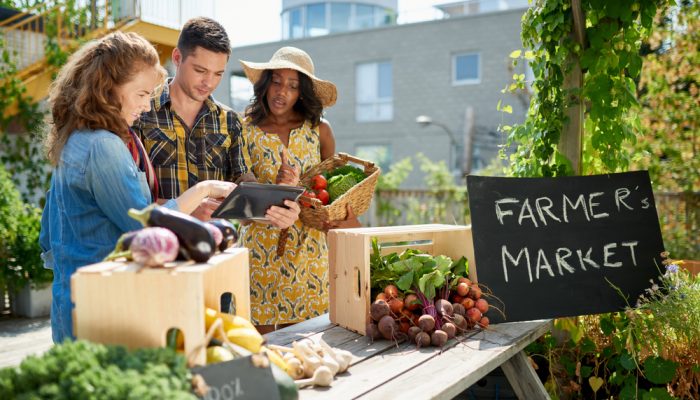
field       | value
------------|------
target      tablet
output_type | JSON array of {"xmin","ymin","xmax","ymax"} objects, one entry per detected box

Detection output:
[{"xmin": 211, "ymin": 182, "xmax": 305, "ymax": 220}]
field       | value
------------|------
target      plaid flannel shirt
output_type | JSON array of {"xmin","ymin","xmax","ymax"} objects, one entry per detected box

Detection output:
[{"xmin": 133, "ymin": 80, "xmax": 248, "ymax": 199}]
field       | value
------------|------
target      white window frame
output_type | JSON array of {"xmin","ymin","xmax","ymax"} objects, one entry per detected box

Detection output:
[
  {"xmin": 452, "ymin": 52, "xmax": 481, "ymax": 85},
  {"xmin": 355, "ymin": 60, "xmax": 393, "ymax": 123}
]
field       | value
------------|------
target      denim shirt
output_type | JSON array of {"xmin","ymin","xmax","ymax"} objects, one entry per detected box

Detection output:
[{"xmin": 39, "ymin": 129, "xmax": 178, "ymax": 343}]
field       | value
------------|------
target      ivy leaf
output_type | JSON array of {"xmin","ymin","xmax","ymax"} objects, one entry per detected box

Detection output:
[
  {"xmin": 643, "ymin": 356, "xmax": 677, "ymax": 384},
  {"xmin": 619, "ymin": 351, "xmax": 636, "ymax": 371},
  {"xmin": 642, "ymin": 388, "xmax": 675, "ymax": 400},
  {"xmin": 588, "ymin": 376, "xmax": 604, "ymax": 393},
  {"xmin": 600, "ymin": 315, "xmax": 615, "ymax": 335},
  {"xmin": 619, "ymin": 380, "xmax": 639, "ymax": 400}
]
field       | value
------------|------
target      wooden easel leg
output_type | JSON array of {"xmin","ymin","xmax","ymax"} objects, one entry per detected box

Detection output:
[{"xmin": 501, "ymin": 351, "xmax": 550, "ymax": 400}]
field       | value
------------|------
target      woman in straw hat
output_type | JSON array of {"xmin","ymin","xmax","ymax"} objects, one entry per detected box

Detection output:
[{"xmin": 239, "ymin": 46, "xmax": 359, "ymax": 332}]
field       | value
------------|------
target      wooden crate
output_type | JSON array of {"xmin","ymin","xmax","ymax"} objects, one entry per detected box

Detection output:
[
  {"xmin": 327, "ymin": 224, "xmax": 476, "ymax": 335},
  {"xmin": 71, "ymin": 248, "xmax": 250, "ymax": 365}
]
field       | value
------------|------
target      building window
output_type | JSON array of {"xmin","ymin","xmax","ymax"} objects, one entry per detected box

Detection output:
[
  {"xmin": 355, "ymin": 144, "xmax": 391, "ymax": 172},
  {"xmin": 453, "ymin": 53, "xmax": 481, "ymax": 85},
  {"xmin": 330, "ymin": 3, "xmax": 351, "ymax": 33},
  {"xmin": 282, "ymin": 3, "xmax": 396, "ymax": 39},
  {"xmin": 306, "ymin": 3, "xmax": 328, "ymax": 37},
  {"xmin": 356, "ymin": 61, "xmax": 393, "ymax": 122},
  {"xmin": 286, "ymin": 7, "xmax": 303, "ymax": 39},
  {"xmin": 230, "ymin": 73, "xmax": 254, "ymax": 113}
]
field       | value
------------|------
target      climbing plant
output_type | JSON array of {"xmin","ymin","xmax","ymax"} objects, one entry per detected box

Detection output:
[
  {"xmin": 498, "ymin": 0, "xmax": 670, "ymax": 177},
  {"xmin": 0, "ymin": 0, "xmax": 100, "ymax": 204}
]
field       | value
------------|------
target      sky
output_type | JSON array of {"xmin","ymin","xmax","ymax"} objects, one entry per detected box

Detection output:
[{"xmin": 217, "ymin": 0, "xmax": 451, "ymax": 48}]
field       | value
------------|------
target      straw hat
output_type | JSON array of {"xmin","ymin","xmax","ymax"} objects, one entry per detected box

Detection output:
[{"xmin": 239, "ymin": 46, "xmax": 337, "ymax": 107}]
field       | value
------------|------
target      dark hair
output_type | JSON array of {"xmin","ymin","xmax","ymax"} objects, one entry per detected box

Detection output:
[
  {"xmin": 46, "ymin": 31, "xmax": 166, "ymax": 165},
  {"xmin": 177, "ymin": 17, "xmax": 231, "ymax": 59},
  {"xmin": 246, "ymin": 69, "xmax": 323, "ymax": 127}
]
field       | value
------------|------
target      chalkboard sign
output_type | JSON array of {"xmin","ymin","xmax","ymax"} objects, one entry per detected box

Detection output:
[
  {"xmin": 466, "ymin": 171, "xmax": 665, "ymax": 323},
  {"xmin": 191, "ymin": 356, "xmax": 280, "ymax": 400}
]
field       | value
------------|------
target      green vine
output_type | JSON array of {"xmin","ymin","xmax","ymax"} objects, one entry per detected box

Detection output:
[
  {"xmin": 499, "ymin": 0, "xmax": 669, "ymax": 177},
  {"xmin": 0, "ymin": 0, "xmax": 99, "ymax": 205}
]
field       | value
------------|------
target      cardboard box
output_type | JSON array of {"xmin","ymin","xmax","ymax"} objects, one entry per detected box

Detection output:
[
  {"xmin": 71, "ymin": 248, "xmax": 250, "ymax": 365},
  {"xmin": 327, "ymin": 224, "xmax": 476, "ymax": 335}
]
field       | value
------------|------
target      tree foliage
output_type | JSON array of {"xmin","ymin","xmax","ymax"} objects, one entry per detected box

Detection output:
[
  {"xmin": 500, "ymin": 0, "xmax": 670, "ymax": 177},
  {"xmin": 631, "ymin": 1, "xmax": 699, "ymax": 194}
]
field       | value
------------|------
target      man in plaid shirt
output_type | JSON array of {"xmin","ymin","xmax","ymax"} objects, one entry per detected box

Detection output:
[{"xmin": 133, "ymin": 17, "xmax": 258, "ymax": 220}]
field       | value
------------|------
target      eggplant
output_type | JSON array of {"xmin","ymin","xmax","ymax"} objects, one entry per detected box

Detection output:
[
  {"xmin": 209, "ymin": 219, "xmax": 238, "ymax": 251},
  {"xmin": 104, "ymin": 230, "xmax": 139, "ymax": 261},
  {"xmin": 128, "ymin": 204, "xmax": 215, "ymax": 263}
]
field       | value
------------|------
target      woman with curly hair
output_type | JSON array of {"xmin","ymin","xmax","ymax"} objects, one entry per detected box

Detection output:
[{"xmin": 40, "ymin": 31, "xmax": 237, "ymax": 343}]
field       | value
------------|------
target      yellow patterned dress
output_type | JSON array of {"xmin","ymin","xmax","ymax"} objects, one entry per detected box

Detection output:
[{"xmin": 239, "ymin": 119, "xmax": 329, "ymax": 325}]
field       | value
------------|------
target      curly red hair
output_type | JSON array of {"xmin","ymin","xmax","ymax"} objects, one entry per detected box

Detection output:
[{"xmin": 46, "ymin": 31, "xmax": 166, "ymax": 165}]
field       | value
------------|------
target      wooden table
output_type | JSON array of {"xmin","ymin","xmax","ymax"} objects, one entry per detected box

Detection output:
[{"xmin": 265, "ymin": 315, "xmax": 552, "ymax": 400}]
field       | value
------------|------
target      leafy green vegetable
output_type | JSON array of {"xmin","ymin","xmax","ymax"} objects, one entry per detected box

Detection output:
[
  {"xmin": 0, "ymin": 340, "xmax": 195, "ymax": 399},
  {"xmin": 325, "ymin": 165, "xmax": 365, "ymax": 183}
]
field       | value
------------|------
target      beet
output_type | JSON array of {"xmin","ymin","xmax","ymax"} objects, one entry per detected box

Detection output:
[
  {"xmin": 404, "ymin": 294, "xmax": 420, "ymax": 311},
  {"xmin": 435, "ymin": 299, "xmax": 453, "ymax": 318},
  {"xmin": 418, "ymin": 314, "xmax": 436, "ymax": 333},
  {"xmin": 466, "ymin": 307, "xmax": 482, "ymax": 323},
  {"xmin": 475, "ymin": 298, "xmax": 489, "ymax": 314},
  {"xmin": 415, "ymin": 331, "xmax": 431, "ymax": 348},
  {"xmin": 452, "ymin": 303, "xmax": 466, "ymax": 317},
  {"xmin": 453, "ymin": 314, "xmax": 468, "ymax": 331},
  {"xmin": 458, "ymin": 277, "xmax": 472, "ymax": 286},
  {"xmin": 388, "ymin": 297, "xmax": 404, "ymax": 314},
  {"xmin": 378, "ymin": 315, "xmax": 399, "ymax": 340},
  {"xmin": 456, "ymin": 282, "xmax": 469, "ymax": 297},
  {"xmin": 366, "ymin": 322, "xmax": 381, "ymax": 341},
  {"xmin": 478, "ymin": 316, "xmax": 490, "ymax": 328},
  {"xmin": 407, "ymin": 326, "xmax": 422, "ymax": 343},
  {"xmin": 468, "ymin": 284, "xmax": 482, "ymax": 300},
  {"xmin": 370, "ymin": 300, "xmax": 391, "ymax": 322},
  {"xmin": 399, "ymin": 320, "xmax": 410, "ymax": 334},
  {"xmin": 461, "ymin": 297, "xmax": 475, "ymax": 310},
  {"xmin": 442, "ymin": 322, "xmax": 457, "ymax": 339},
  {"xmin": 431, "ymin": 330, "xmax": 448, "ymax": 347},
  {"xmin": 384, "ymin": 284, "xmax": 399, "ymax": 299}
]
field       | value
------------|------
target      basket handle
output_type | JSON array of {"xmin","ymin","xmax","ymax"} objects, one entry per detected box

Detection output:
[
  {"xmin": 338, "ymin": 152, "xmax": 376, "ymax": 171},
  {"xmin": 299, "ymin": 194, "xmax": 324, "ymax": 209}
]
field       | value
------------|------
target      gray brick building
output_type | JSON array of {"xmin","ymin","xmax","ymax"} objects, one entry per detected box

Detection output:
[{"xmin": 215, "ymin": 1, "xmax": 529, "ymax": 187}]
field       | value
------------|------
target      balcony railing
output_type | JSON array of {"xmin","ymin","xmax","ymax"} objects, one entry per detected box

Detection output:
[{"xmin": 0, "ymin": 0, "xmax": 215, "ymax": 78}]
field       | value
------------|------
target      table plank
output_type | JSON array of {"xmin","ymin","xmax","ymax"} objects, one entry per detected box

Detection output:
[
  {"xmin": 288, "ymin": 319, "xmax": 551, "ymax": 400},
  {"xmin": 264, "ymin": 314, "xmax": 335, "ymax": 346}
]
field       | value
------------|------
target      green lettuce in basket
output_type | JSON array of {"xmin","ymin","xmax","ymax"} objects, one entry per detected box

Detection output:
[
  {"xmin": 324, "ymin": 165, "xmax": 365, "ymax": 183},
  {"xmin": 324, "ymin": 165, "xmax": 366, "ymax": 203}
]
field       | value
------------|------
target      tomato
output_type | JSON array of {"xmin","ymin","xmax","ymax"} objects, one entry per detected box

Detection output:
[
  {"xmin": 311, "ymin": 174, "xmax": 327, "ymax": 190},
  {"xmin": 300, "ymin": 190, "xmax": 317, "ymax": 208},
  {"xmin": 317, "ymin": 189, "xmax": 330, "ymax": 205}
]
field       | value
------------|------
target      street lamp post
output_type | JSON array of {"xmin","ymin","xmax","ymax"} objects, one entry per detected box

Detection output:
[{"xmin": 415, "ymin": 115, "xmax": 463, "ymax": 174}]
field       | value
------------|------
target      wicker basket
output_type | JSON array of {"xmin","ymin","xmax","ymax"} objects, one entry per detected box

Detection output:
[{"xmin": 299, "ymin": 152, "xmax": 381, "ymax": 230}]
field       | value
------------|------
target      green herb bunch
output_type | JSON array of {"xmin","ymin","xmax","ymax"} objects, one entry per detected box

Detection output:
[{"xmin": 0, "ymin": 340, "xmax": 196, "ymax": 399}]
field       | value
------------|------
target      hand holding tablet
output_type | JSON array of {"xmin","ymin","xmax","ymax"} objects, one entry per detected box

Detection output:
[{"xmin": 211, "ymin": 182, "xmax": 305, "ymax": 221}]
